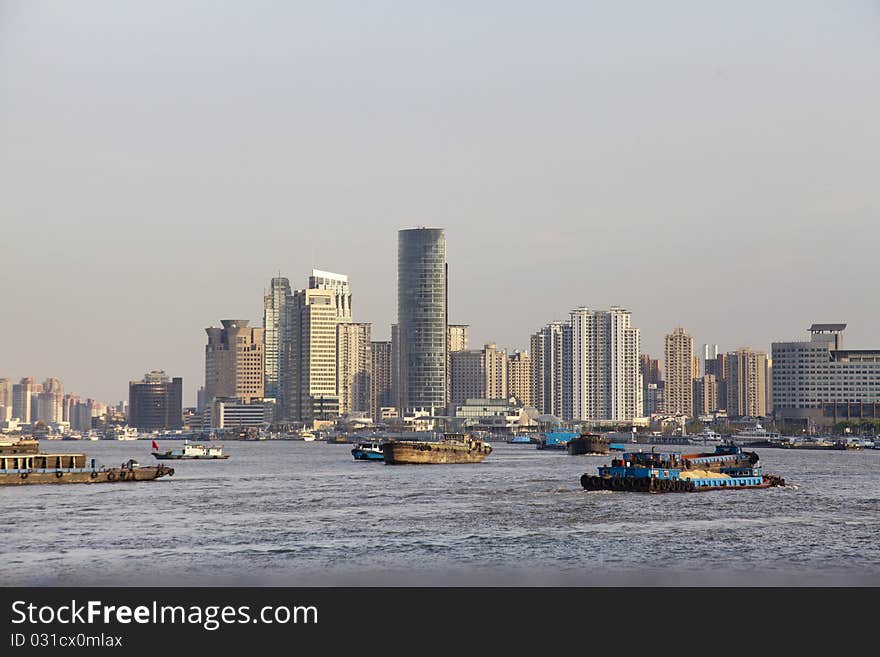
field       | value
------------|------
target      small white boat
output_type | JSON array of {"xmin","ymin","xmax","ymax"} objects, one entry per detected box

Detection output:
[{"xmin": 152, "ymin": 440, "xmax": 228, "ymax": 460}]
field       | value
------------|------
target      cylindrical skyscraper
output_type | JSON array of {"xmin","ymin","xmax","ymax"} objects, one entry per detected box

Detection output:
[{"xmin": 397, "ymin": 228, "xmax": 447, "ymax": 414}]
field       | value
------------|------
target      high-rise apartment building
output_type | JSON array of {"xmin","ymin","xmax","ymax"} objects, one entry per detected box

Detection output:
[
  {"xmin": 370, "ymin": 341, "xmax": 394, "ymax": 422},
  {"xmin": 570, "ymin": 306, "xmax": 643, "ymax": 422},
  {"xmin": 446, "ymin": 324, "xmax": 469, "ymax": 408},
  {"xmin": 337, "ymin": 322, "xmax": 372, "ymax": 416},
  {"xmin": 530, "ymin": 321, "xmax": 568, "ymax": 419},
  {"xmin": 449, "ymin": 343, "xmax": 508, "ymax": 408},
  {"xmin": 664, "ymin": 327, "xmax": 694, "ymax": 417},
  {"xmin": 128, "ymin": 371, "xmax": 183, "ymax": 430},
  {"xmin": 263, "ymin": 276, "xmax": 293, "ymax": 418},
  {"xmin": 204, "ymin": 320, "xmax": 265, "ymax": 405},
  {"xmin": 705, "ymin": 352, "xmax": 728, "ymax": 411},
  {"xmin": 693, "ymin": 374, "xmax": 718, "ymax": 416},
  {"xmin": 397, "ymin": 228, "xmax": 447, "ymax": 414},
  {"xmin": 725, "ymin": 348, "xmax": 768, "ymax": 418},
  {"xmin": 703, "ymin": 344, "xmax": 719, "ymax": 375},
  {"xmin": 34, "ymin": 377, "xmax": 64, "ymax": 424},
  {"xmin": 507, "ymin": 350, "xmax": 533, "ymax": 407}
]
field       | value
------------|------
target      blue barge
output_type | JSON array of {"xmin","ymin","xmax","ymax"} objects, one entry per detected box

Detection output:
[{"xmin": 580, "ymin": 444, "xmax": 786, "ymax": 493}]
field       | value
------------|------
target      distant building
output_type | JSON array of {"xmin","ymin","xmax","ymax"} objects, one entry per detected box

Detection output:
[
  {"xmin": 337, "ymin": 322, "xmax": 372, "ymax": 416},
  {"xmin": 507, "ymin": 350, "xmax": 533, "ymax": 407},
  {"xmin": 128, "ymin": 371, "xmax": 183, "ymax": 431},
  {"xmin": 370, "ymin": 341, "xmax": 393, "ymax": 422},
  {"xmin": 208, "ymin": 398, "xmax": 274, "ymax": 429},
  {"xmin": 645, "ymin": 382, "xmax": 665, "ymax": 416},
  {"xmin": 263, "ymin": 276, "xmax": 293, "ymax": 419},
  {"xmin": 12, "ymin": 378, "xmax": 35, "ymax": 424},
  {"xmin": 530, "ymin": 321, "xmax": 568, "ymax": 419},
  {"xmin": 693, "ymin": 375, "xmax": 718, "ymax": 417},
  {"xmin": 725, "ymin": 348, "xmax": 768, "ymax": 418},
  {"xmin": 664, "ymin": 327, "xmax": 694, "ymax": 417},
  {"xmin": 703, "ymin": 344, "xmax": 719, "ymax": 375},
  {"xmin": 705, "ymin": 352, "xmax": 728, "ymax": 411},
  {"xmin": 570, "ymin": 306, "xmax": 643, "ymax": 422},
  {"xmin": 309, "ymin": 269, "xmax": 352, "ymax": 320},
  {"xmin": 292, "ymin": 288, "xmax": 342, "ymax": 422},
  {"xmin": 446, "ymin": 324, "xmax": 469, "ymax": 407},
  {"xmin": 772, "ymin": 323, "xmax": 880, "ymax": 428},
  {"xmin": 449, "ymin": 343, "xmax": 508, "ymax": 409},
  {"xmin": 397, "ymin": 228, "xmax": 447, "ymax": 415},
  {"xmin": 204, "ymin": 320, "xmax": 265, "ymax": 405},
  {"xmin": 640, "ymin": 355, "xmax": 662, "ymax": 415}
]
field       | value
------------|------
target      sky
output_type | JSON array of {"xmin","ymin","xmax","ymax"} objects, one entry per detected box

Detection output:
[{"xmin": 1, "ymin": 1, "xmax": 878, "ymax": 405}]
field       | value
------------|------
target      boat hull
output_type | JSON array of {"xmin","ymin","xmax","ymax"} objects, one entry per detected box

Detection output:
[
  {"xmin": 351, "ymin": 449, "xmax": 384, "ymax": 461},
  {"xmin": 383, "ymin": 441, "xmax": 492, "ymax": 465},
  {"xmin": 0, "ymin": 465, "xmax": 174, "ymax": 486},
  {"xmin": 152, "ymin": 453, "xmax": 228, "ymax": 460},
  {"xmin": 567, "ymin": 435, "xmax": 611, "ymax": 456},
  {"xmin": 580, "ymin": 473, "xmax": 785, "ymax": 494}
]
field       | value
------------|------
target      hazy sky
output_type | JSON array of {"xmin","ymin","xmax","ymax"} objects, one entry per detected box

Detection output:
[{"xmin": 1, "ymin": 1, "xmax": 878, "ymax": 405}]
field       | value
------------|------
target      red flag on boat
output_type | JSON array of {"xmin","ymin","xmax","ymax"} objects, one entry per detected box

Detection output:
[{"xmin": 152, "ymin": 440, "xmax": 159, "ymax": 450}]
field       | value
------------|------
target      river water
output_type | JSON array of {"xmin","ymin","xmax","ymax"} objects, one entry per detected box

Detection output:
[{"xmin": 2, "ymin": 440, "xmax": 878, "ymax": 586}]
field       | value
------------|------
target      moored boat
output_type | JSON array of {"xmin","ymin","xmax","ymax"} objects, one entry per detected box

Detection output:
[
  {"xmin": 0, "ymin": 439, "xmax": 173, "ymax": 486},
  {"xmin": 382, "ymin": 434, "xmax": 492, "ymax": 465},
  {"xmin": 580, "ymin": 443, "xmax": 785, "ymax": 493},
  {"xmin": 151, "ymin": 440, "xmax": 228, "ymax": 460},
  {"xmin": 351, "ymin": 441, "xmax": 385, "ymax": 461},
  {"xmin": 566, "ymin": 433, "xmax": 610, "ymax": 455}
]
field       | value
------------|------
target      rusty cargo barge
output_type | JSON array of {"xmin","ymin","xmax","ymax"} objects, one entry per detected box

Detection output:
[
  {"xmin": 0, "ymin": 439, "xmax": 174, "ymax": 486},
  {"xmin": 580, "ymin": 444, "xmax": 785, "ymax": 494},
  {"xmin": 382, "ymin": 434, "xmax": 492, "ymax": 465}
]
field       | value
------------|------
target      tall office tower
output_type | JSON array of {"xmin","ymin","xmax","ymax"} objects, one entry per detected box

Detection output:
[
  {"xmin": 530, "ymin": 321, "xmax": 567, "ymax": 418},
  {"xmin": 507, "ymin": 350, "xmax": 534, "ymax": 407},
  {"xmin": 337, "ymin": 322, "xmax": 372, "ymax": 416},
  {"xmin": 390, "ymin": 324, "xmax": 400, "ymax": 411},
  {"xmin": 724, "ymin": 348, "xmax": 768, "ymax": 418},
  {"xmin": 446, "ymin": 324, "xmax": 469, "ymax": 409},
  {"xmin": 397, "ymin": 228, "xmax": 447, "ymax": 414},
  {"xmin": 570, "ymin": 306, "xmax": 643, "ymax": 422},
  {"xmin": 664, "ymin": 327, "xmax": 695, "ymax": 417},
  {"xmin": 292, "ymin": 288, "xmax": 343, "ymax": 422},
  {"xmin": 703, "ymin": 344, "xmax": 719, "ymax": 375},
  {"xmin": 693, "ymin": 374, "xmax": 718, "ymax": 416},
  {"xmin": 370, "ymin": 341, "xmax": 393, "ymax": 422},
  {"xmin": 204, "ymin": 320, "xmax": 265, "ymax": 405},
  {"xmin": 12, "ymin": 377, "xmax": 35, "ymax": 423},
  {"xmin": 309, "ymin": 270, "xmax": 352, "ymax": 319},
  {"xmin": 128, "ymin": 371, "xmax": 183, "ymax": 430},
  {"xmin": 263, "ymin": 275, "xmax": 293, "ymax": 418}
]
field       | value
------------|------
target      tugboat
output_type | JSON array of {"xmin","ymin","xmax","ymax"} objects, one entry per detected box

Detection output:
[
  {"xmin": 151, "ymin": 440, "xmax": 228, "ymax": 460},
  {"xmin": 580, "ymin": 443, "xmax": 785, "ymax": 493},
  {"xmin": 382, "ymin": 433, "xmax": 492, "ymax": 465},
  {"xmin": 351, "ymin": 441, "xmax": 385, "ymax": 461},
  {"xmin": 0, "ymin": 438, "xmax": 173, "ymax": 486}
]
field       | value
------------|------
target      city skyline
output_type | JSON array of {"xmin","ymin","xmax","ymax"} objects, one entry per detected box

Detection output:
[{"xmin": 3, "ymin": 3, "xmax": 879, "ymax": 405}]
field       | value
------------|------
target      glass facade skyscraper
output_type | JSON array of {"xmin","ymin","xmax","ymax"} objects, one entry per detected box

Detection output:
[
  {"xmin": 397, "ymin": 228, "xmax": 447, "ymax": 414},
  {"xmin": 263, "ymin": 276, "xmax": 293, "ymax": 419}
]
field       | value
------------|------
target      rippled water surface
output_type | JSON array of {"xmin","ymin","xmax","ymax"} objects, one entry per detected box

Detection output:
[{"xmin": 2, "ymin": 440, "xmax": 878, "ymax": 586}]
